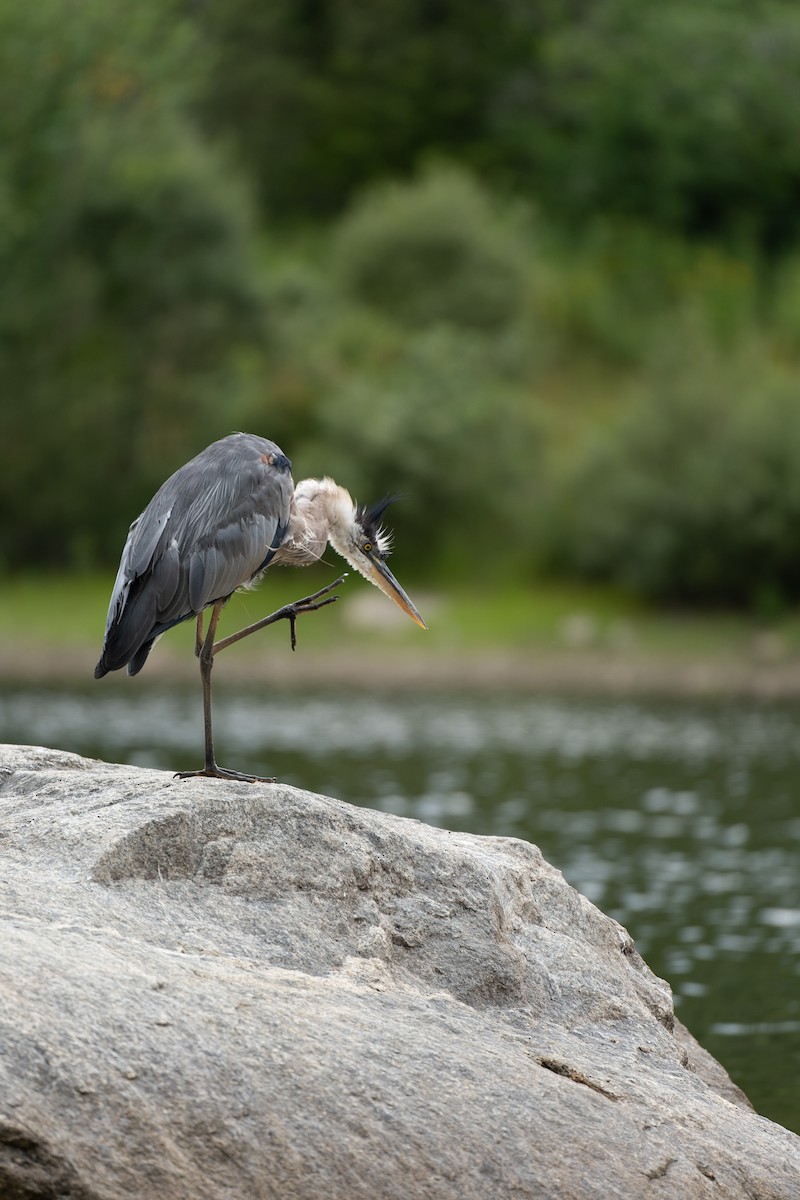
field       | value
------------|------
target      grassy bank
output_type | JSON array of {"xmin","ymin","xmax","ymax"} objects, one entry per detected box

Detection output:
[{"xmin": 4, "ymin": 570, "xmax": 800, "ymax": 697}]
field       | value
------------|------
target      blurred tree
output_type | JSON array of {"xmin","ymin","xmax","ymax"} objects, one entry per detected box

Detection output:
[
  {"xmin": 197, "ymin": 0, "xmax": 800, "ymax": 247},
  {"xmin": 195, "ymin": 0, "xmax": 538, "ymax": 217},
  {"xmin": 0, "ymin": 0, "xmax": 266, "ymax": 568},
  {"xmin": 331, "ymin": 165, "xmax": 529, "ymax": 331},
  {"xmin": 299, "ymin": 324, "xmax": 547, "ymax": 579},
  {"xmin": 534, "ymin": 221, "xmax": 759, "ymax": 365},
  {"xmin": 6, "ymin": 0, "xmax": 800, "ymax": 604},
  {"xmin": 546, "ymin": 337, "xmax": 800, "ymax": 608},
  {"xmin": 500, "ymin": 0, "xmax": 800, "ymax": 247}
]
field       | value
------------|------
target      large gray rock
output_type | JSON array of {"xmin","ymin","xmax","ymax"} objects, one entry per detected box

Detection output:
[{"xmin": 0, "ymin": 744, "xmax": 797, "ymax": 1200}]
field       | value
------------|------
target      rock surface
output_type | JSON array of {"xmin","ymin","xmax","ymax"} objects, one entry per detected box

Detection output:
[{"xmin": 0, "ymin": 744, "xmax": 798, "ymax": 1200}]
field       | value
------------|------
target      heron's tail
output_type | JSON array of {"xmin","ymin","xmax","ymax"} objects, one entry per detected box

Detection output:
[
  {"xmin": 127, "ymin": 638, "xmax": 157, "ymax": 676},
  {"xmin": 93, "ymin": 576, "xmax": 159, "ymax": 679},
  {"xmin": 94, "ymin": 634, "xmax": 157, "ymax": 678}
]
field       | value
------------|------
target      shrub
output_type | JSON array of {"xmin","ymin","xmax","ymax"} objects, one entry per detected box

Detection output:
[
  {"xmin": 536, "ymin": 223, "xmax": 758, "ymax": 366},
  {"xmin": 504, "ymin": 1, "xmax": 800, "ymax": 246},
  {"xmin": 547, "ymin": 339, "xmax": 800, "ymax": 607},
  {"xmin": 331, "ymin": 166, "xmax": 530, "ymax": 332},
  {"xmin": 292, "ymin": 322, "xmax": 547, "ymax": 579},
  {"xmin": 194, "ymin": 0, "xmax": 536, "ymax": 218}
]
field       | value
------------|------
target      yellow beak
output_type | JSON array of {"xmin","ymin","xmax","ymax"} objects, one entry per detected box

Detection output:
[{"xmin": 363, "ymin": 555, "xmax": 427, "ymax": 629}]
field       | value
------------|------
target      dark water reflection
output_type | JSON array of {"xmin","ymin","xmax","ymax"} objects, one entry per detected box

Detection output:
[{"xmin": 2, "ymin": 683, "xmax": 799, "ymax": 1132}]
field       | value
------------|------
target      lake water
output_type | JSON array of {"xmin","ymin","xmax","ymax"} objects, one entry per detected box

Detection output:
[{"xmin": 2, "ymin": 682, "xmax": 799, "ymax": 1133}]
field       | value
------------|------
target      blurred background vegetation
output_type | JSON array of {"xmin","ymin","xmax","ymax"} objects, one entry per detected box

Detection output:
[{"xmin": 4, "ymin": 0, "xmax": 800, "ymax": 618}]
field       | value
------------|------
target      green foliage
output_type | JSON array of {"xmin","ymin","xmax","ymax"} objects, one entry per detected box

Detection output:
[
  {"xmin": 768, "ymin": 252, "xmax": 800, "ymax": 355},
  {"xmin": 190, "ymin": 0, "xmax": 800, "ymax": 246},
  {"xmin": 546, "ymin": 340, "xmax": 800, "ymax": 608},
  {"xmin": 195, "ymin": 0, "xmax": 800, "ymax": 247},
  {"xmin": 262, "ymin": 195, "xmax": 800, "ymax": 606},
  {"xmin": 0, "ymin": 0, "xmax": 266, "ymax": 569},
  {"xmin": 536, "ymin": 223, "xmax": 760, "ymax": 366},
  {"xmin": 241, "ymin": 240, "xmax": 545, "ymax": 579},
  {"xmin": 301, "ymin": 324, "xmax": 546, "ymax": 578},
  {"xmin": 5, "ymin": 0, "xmax": 800, "ymax": 612},
  {"xmin": 519, "ymin": 1, "xmax": 800, "ymax": 245},
  {"xmin": 194, "ymin": 0, "xmax": 536, "ymax": 218},
  {"xmin": 332, "ymin": 166, "xmax": 530, "ymax": 332}
]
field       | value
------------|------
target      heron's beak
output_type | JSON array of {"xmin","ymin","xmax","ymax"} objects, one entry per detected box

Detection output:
[{"xmin": 363, "ymin": 555, "xmax": 427, "ymax": 629}]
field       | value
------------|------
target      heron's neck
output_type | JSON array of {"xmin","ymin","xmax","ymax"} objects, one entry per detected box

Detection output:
[{"xmin": 285, "ymin": 476, "xmax": 354, "ymax": 562}]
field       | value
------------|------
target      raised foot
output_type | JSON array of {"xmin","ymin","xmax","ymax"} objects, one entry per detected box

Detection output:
[
  {"xmin": 174, "ymin": 766, "xmax": 276, "ymax": 784},
  {"xmin": 211, "ymin": 573, "xmax": 348, "ymax": 655}
]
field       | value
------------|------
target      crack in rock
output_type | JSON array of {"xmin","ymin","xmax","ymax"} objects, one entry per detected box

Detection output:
[{"xmin": 538, "ymin": 1057, "xmax": 619, "ymax": 1100}]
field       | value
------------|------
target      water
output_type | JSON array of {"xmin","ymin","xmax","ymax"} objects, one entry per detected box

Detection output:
[{"xmin": 2, "ymin": 683, "xmax": 799, "ymax": 1133}]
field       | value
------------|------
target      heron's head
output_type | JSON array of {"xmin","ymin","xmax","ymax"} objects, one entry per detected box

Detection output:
[{"xmin": 328, "ymin": 492, "xmax": 427, "ymax": 630}]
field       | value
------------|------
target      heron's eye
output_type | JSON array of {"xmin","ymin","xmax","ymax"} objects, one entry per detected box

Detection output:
[{"xmin": 362, "ymin": 541, "xmax": 373, "ymax": 553}]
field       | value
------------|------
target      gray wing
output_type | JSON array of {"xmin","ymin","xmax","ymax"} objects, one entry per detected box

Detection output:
[{"xmin": 96, "ymin": 433, "xmax": 293, "ymax": 675}]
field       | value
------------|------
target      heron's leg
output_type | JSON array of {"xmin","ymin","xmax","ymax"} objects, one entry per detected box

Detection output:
[
  {"xmin": 212, "ymin": 574, "xmax": 347, "ymax": 655},
  {"xmin": 194, "ymin": 612, "xmax": 204, "ymax": 658},
  {"xmin": 199, "ymin": 600, "xmax": 223, "ymax": 773},
  {"xmin": 176, "ymin": 598, "xmax": 279, "ymax": 784},
  {"xmin": 176, "ymin": 575, "xmax": 347, "ymax": 784}
]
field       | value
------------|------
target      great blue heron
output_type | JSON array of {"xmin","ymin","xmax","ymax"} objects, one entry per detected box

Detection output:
[{"xmin": 95, "ymin": 432, "xmax": 426, "ymax": 781}]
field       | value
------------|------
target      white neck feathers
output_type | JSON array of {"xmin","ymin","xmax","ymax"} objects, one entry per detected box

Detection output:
[{"xmin": 277, "ymin": 476, "xmax": 355, "ymax": 565}]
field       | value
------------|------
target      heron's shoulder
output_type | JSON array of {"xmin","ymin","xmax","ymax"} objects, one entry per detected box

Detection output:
[
  {"xmin": 127, "ymin": 434, "xmax": 290, "ymax": 559},
  {"xmin": 156, "ymin": 434, "xmax": 293, "ymax": 515},
  {"xmin": 199, "ymin": 432, "xmax": 292, "ymax": 476}
]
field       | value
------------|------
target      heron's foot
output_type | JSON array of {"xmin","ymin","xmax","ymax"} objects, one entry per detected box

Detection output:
[
  {"xmin": 211, "ymin": 573, "xmax": 348, "ymax": 656},
  {"xmin": 281, "ymin": 574, "xmax": 348, "ymax": 649},
  {"xmin": 285, "ymin": 595, "xmax": 338, "ymax": 650},
  {"xmin": 174, "ymin": 765, "xmax": 276, "ymax": 784}
]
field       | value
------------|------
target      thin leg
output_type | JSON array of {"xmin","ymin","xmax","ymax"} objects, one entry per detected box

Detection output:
[
  {"xmin": 194, "ymin": 612, "xmax": 204, "ymax": 658},
  {"xmin": 176, "ymin": 600, "xmax": 255, "ymax": 781},
  {"xmin": 212, "ymin": 574, "xmax": 346, "ymax": 654},
  {"xmin": 199, "ymin": 601, "xmax": 223, "ymax": 774},
  {"xmin": 175, "ymin": 575, "xmax": 347, "ymax": 783},
  {"xmin": 177, "ymin": 599, "xmax": 274, "ymax": 783}
]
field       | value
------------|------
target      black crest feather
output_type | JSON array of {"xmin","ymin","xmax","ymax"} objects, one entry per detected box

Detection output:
[
  {"xmin": 356, "ymin": 494, "xmax": 399, "ymax": 536},
  {"xmin": 355, "ymin": 494, "xmax": 400, "ymax": 557}
]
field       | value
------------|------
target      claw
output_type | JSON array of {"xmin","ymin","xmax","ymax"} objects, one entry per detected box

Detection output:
[{"xmin": 175, "ymin": 766, "xmax": 276, "ymax": 783}]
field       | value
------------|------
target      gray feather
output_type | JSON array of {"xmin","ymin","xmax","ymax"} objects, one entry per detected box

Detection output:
[{"xmin": 96, "ymin": 433, "xmax": 293, "ymax": 675}]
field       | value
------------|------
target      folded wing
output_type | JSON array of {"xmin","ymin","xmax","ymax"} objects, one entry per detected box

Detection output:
[{"xmin": 95, "ymin": 434, "xmax": 293, "ymax": 677}]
